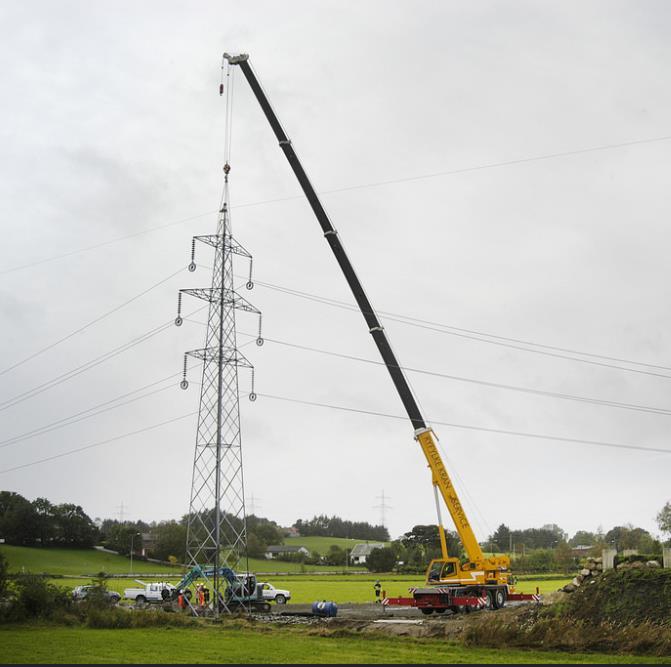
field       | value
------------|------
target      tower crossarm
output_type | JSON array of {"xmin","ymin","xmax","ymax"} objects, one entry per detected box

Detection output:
[
  {"xmin": 180, "ymin": 288, "xmax": 261, "ymax": 314},
  {"xmin": 186, "ymin": 346, "xmax": 254, "ymax": 368},
  {"xmin": 194, "ymin": 234, "xmax": 253, "ymax": 259}
]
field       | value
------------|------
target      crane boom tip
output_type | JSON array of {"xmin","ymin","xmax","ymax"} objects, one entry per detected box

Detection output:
[{"xmin": 223, "ymin": 52, "xmax": 249, "ymax": 64}]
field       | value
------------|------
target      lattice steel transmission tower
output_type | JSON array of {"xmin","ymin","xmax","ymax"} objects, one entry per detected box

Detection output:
[{"xmin": 174, "ymin": 81, "xmax": 262, "ymax": 611}]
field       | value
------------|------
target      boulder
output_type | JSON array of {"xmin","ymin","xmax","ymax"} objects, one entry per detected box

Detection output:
[{"xmin": 646, "ymin": 560, "xmax": 661, "ymax": 568}]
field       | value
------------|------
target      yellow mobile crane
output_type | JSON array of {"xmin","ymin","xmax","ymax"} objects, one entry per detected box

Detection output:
[{"xmin": 225, "ymin": 54, "xmax": 538, "ymax": 613}]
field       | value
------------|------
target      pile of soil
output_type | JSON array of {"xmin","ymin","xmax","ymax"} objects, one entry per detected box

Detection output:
[{"xmin": 564, "ymin": 568, "xmax": 671, "ymax": 624}]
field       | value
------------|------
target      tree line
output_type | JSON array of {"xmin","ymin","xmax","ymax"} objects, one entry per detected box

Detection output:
[
  {"xmin": 293, "ymin": 515, "xmax": 389, "ymax": 541},
  {"xmin": 0, "ymin": 492, "xmax": 97, "ymax": 548}
]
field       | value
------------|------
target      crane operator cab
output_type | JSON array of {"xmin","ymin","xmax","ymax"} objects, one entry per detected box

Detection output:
[{"xmin": 427, "ymin": 558, "xmax": 459, "ymax": 583}]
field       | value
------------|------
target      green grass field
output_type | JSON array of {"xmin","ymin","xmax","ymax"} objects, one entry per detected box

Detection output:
[
  {"xmin": 0, "ymin": 546, "xmax": 346, "ymax": 577},
  {"xmin": 2, "ymin": 545, "xmax": 570, "ymax": 603},
  {"xmin": 51, "ymin": 574, "xmax": 569, "ymax": 603},
  {"xmin": 0, "ymin": 546, "xmax": 179, "ymax": 576},
  {"xmin": 0, "ymin": 626, "xmax": 664, "ymax": 664},
  {"xmin": 283, "ymin": 536, "xmax": 389, "ymax": 553}
]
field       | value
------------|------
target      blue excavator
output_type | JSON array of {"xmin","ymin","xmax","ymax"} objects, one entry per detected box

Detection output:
[{"xmin": 162, "ymin": 565, "xmax": 271, "ymax": 613}]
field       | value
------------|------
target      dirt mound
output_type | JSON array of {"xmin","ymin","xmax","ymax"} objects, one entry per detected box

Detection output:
[{"xmin": 564, "ymin": 568, "xmax": 671, "ymax": 624}]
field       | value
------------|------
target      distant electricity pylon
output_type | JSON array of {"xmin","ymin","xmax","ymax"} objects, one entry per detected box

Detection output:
[
  {"xmin": 174, "ymin": 68, "xmax": 262, "ymax": 614},
  {"xmin": 373, "ymin": 490, "xmax": 392, "ymax": 529},
  {"xmin": 246, "ymin": 493, "xmax": 262, "ymax": 516}
]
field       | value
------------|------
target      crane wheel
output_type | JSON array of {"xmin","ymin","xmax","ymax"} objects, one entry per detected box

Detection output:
[
  {"xmin": 493, "ymin": 588, "xmax": 506, "ymax": 609},
  {"xmin": 419, "ymin": 608, "xmax": 434, "ymax": 615}
]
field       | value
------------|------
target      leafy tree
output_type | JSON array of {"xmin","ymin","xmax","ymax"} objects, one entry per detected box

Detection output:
[
  {"xmin": 366, "ymin": 547, "xmax": 396, "ymax": 573},
  {"xmin": 400, "ymin": 525, "xmax": 462, "ymax": 560},
  {"xmin": 490, "ymin": 524, "xmax": 511, "ymax": 552},
  {"xmin": 246, "ymin": 533, "xmax": 266, "ymax": 559},
  {"xmin": 32, "ymin": 498, "xmax": 55, "ymax": 546},
  {"xmin": 605, "ymin": 525, "xmax": 655, "ymax": 552},
  {"xmin": 13, "ymin": 574, "xmax": 71, "ymax": 619},
  {"xmin": 0, "ymin": 491, "xmax": 38, "ymax": 545},
  {"xmin": 0, "ymin": 552, "xmax": 8, "ymax": 598},
  {"xmin": 324, "ymin": 545, "xmax": 347, "ymax": 566},
  {"xmin": 569, "ymin": 530, "xmax": 597, "ymax": 547},
  {"xmin": 53, "ymin": 504, "xmax": 98, "ymax": 547},
  {"xmin": 554, "ymin": 541, "xmax": 577, "ymax": 573},
  {"xmin": 293, "ymin": 515, "xmax": 389, "ymax": 541},
  {"xmin": 247, "ymin": 515, "xmax": 283, "ymax": 546},
  {"xmin": 657, "ymin": 501, "xmax": 671, "ymax": 542},
  {"xmin": 148, "ymin": 521, "xmax": 186, "ymax": 562}
]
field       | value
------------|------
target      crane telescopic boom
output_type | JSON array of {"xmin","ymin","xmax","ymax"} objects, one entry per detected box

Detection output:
[{"xmin": 225, "ymin": 53, "xmax": 509, "ymax": 582}]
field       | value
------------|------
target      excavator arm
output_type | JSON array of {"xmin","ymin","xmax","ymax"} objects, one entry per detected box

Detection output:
[{"xmin": 225, "ymin": 53, "xmax": 496, "ymax": 571}]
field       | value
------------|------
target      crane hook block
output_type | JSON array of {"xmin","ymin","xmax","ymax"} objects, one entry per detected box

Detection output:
[
  {"xmin": 219, "ymin": 83, "xmax": 224, "ymax": 96},
  {"xmin": 223, "ymin": 163, "xmax": 231, "ymax": 175}
]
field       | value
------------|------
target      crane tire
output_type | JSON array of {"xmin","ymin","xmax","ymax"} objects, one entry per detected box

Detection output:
[
  {"xmin": 419, "ymin": 608, "xmax": 434, "ymax": 615},
  {"xmin": 135, "ymin": 595, "xmax": 146, "ymax": 607},
  {"xmin": 494, "ymin": 588, "xmax": 506, "ymax": 609}
]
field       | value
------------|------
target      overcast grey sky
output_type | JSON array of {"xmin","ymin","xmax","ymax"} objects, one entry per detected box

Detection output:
[{"xmin": 0, "ymin": 1, "xmax": 669, "ymax": 542}]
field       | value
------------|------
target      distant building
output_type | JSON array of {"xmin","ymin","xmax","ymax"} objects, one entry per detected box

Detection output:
[
  {"xmin": 264, "ymin": 545, "xmax": 310, "ymax": 559},
  {"xmin": 140, "ymin": 533, "xmax": 155, "ymax": 557},
  {"xmin": 349, "ymin": 542, "xmax": 385, "ymax": 565},
  {"xmin": 282, "ymin": 526, "xmax": 301, "ymax": 538}
]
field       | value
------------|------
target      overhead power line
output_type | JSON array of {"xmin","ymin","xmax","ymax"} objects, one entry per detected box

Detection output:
[
  {"xmin": 0, "ymin": 377, "xmax": 178, "ymax": 450},
  {"xmin": 0, "ymin": 267, "xmax": 185, "ymax": 378},
  {"xmin": 2, "ymin": 386, "xmax": 668, "ymax": 477},
  {"xmin": 0, "ymin": 412, "xmax": 196, "ymax": 474},
  {"xmin": 0, "ymin": 212, "xmax": 214, "ymax": 277},
  {"xmin": 251, "ymin": 279, "xmax": 671, "ymax": 378},
  {"xmin": 228, "ymin": 331, "xmax": 671, "ymax": 418},
  {"xmin": 0, "ymin": 304, "xmax": 206, "ymax": 413},
  {"xmin": 256, "ymin": 392, "xmax": 671, "ymax": 456},
  {"xmin": 4, "ymin": 133, "xmax": 670, "ymax": 276}
]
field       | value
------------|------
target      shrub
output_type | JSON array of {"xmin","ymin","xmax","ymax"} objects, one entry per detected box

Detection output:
[
  {"xmin": 0, "ymin": 553, "xmax": 8, "ymax": 598},
  {"xmin": 564, "ymin": 568, "xmax": 671, "ymax": 624},
  {"xmin": 86, "ymin": 607, "xmax": 197, "ymax": 629},
  {"xmin": 464, "ymin": 607, "xmax": 671, "ymax": 656},
  {"xmin": 11, "ymin": 575, "xmax": 72, "ymax": 620}
]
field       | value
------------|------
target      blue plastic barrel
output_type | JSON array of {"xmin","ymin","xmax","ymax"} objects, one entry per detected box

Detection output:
[{"xmin": 312, "ymin": 600, "xmax": 338, "ymax": 617}]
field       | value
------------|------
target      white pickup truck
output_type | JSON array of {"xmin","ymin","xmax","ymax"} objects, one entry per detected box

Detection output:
[
  {"xmin": 259, "ymin": 582, "xmax": 291, "ymax": 604},
  {"xmin": 123, "ymin": 581, "xmax": 176, "ymax": 605}
]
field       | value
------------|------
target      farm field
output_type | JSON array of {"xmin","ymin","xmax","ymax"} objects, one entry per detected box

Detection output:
[
  {"xmin": 50, "ymin": 574, "xmax": 569, "ymax": 604},
  {"xmin": 0, "ymin": 546, "xmax": 346, "ymax": 577},
  {"xmin": 0, "ymin": 626, "xmax": 665, "ymax": 664},
  {"xmin": 1, "ymin": 544, "xmax": 570, "ymax": 603},
  {"xmin": 283, "ymin": 536, "xmax": 389, "ymax": 553},
  {"xmin": 0, "ymin": 546, "xmax": 179, "ymax": 576}
]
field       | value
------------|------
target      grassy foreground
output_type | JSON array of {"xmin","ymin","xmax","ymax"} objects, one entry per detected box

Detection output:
[{"xmin": 0, "ymin": 626, "xmax": 666, "ymax": 664}]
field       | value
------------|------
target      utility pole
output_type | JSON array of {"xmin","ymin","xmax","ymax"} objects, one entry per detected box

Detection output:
[
  {"xmin": 373, "ymin": 490, "xmax": 392, "ymax": 529},
  {"xmin": 175, "ymin": 60, "xmax": 262, "ymax": 616}
]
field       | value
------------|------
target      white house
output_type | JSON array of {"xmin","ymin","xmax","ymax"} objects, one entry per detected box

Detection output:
[
  {"xmin": 264, "ymin": 544, "xmax": 310, "ymax": 560},
  {"xmin": 349, "ymin": 542, "xmax": 385, "ymax": 565}
]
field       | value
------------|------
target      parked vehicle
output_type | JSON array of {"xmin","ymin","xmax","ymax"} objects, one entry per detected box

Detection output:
[
  {"xmin": 71, "ymin": 585, "xmax": 120, "ymax": 604},
  {"xmin": 259, "ymin": 582, "xmax": 291, "ymax": 604},
  {"xmin": 123, "ymin": 581, "xmax": 175, "ymax": 605}
]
